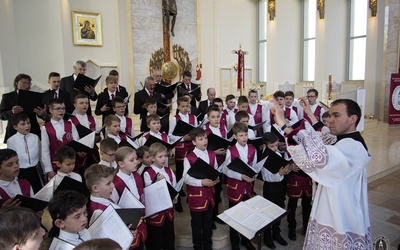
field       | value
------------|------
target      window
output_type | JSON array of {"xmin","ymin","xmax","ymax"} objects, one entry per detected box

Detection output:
[
  {"xmin": 258, "ymin": 0, "xmax": 267, "ymax": 82},
  {"xmin": 348, "ymin": 0, "xmax": 368, "ymax": 80},
  {"xmin": 302, "ymin": 0, "xmax": 316, "ymax": 81}
]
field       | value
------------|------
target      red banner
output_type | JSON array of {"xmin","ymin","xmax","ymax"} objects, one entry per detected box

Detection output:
[
  {"xmin": 388, "ymin": 73, "xmax": 400, "ymax": 126},
  {"xmin": 237, "ymin": 50, "xmax": 245, "ymax": 89}
]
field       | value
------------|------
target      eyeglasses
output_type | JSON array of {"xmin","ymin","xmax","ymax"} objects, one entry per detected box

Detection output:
[
  {"xmin": 52, "ymin": 107, "xmax": 66, "ymax": 111},
  {"xmin": 115, "ymin": 105, "xmax": 126, "ymax": 109},
  {"xmin": 102, "ymin": 151, "xmax": 115, "ymax": 157},
  {"xmin": 307, "ymin": 95, "xmax": 316, "ymax": 98},
  {"xmin": 18, "ymin": 82, "xmax": 32, "ymax": 86}
]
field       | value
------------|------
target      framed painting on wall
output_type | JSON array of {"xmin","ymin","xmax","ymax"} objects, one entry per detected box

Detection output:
[{"xmin": 72, "ymin": 11, "xmax": 103, "ymax": 46}]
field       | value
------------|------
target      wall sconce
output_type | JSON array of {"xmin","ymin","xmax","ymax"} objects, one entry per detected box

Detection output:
[
  {"xmin": 369, "ymin": 0, "xmax": 377, "ymax": 17},
  {"xmin": 317, "ymin": 0, "xmax": 325, "ymax": 19},
  {"xmin": 268, "ymin": 0, "xmax": 275, "ymax": 21}
]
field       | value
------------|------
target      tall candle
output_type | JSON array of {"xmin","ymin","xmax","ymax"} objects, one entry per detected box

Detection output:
[{"xmin": 329, "ymin": 73, "xmax": 332, "ymax": 82}]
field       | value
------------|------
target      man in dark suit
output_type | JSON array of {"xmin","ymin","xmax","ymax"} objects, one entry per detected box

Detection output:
[
  {"xmin": 153, "ymin": 69, "xmax": 174, "ymax": 132},
  {"xmin": 177, "ymin": 70, "xmax": 201, "ymax": 108},
  {"xmin": 60, "ymin": 60, "xmax": 98, "ymax": 115},
  {"xmin": 41, "ymin": 72, "xmax": 73, "ymax": 122},
  {"xmin": 134, "ymin": 76, "xmax": 166, "ymax": 121},
  {"xmin": 0, "ymin": 74, "xmax": 44, "ymax": 142},
  {"xmin": 197, "ymin": 87, "xmax": 216, "ymax": 122}
]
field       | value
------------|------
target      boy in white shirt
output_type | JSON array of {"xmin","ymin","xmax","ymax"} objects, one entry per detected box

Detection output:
[
  {"xmin": 98, "ymin": 138, "xmax": 118, "ymax": 169},
  {"xmin": 141, "ymin": 114, "xmax": 169, "ymax": 146},
  {"xmin": 112, "ymin": 96, "xmax": 135, "ymax": 137},
  {"xmin": 7, "ymin": 113, "xmax": 42, "ymax": 193},
  {"xmin": 228, "ymin": 96, "xmax": 255, "ymax": 129},
  {"xmin": 234, "ymin": 111, "xmax": 256, "ymax": 139},
  {"xmin": 52, "ymin": 146, "xmax": 82, "ymax": 190}
]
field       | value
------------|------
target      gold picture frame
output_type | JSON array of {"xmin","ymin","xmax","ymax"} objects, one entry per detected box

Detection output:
[{"xmin": 72, "ymin": 10, "xmax": 103, "ymax": 46}]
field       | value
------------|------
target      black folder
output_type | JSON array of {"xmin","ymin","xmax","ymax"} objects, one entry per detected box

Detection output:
[
  {"xmin": 12, "ymin": 195, "xmax": 48, "ymax": 212},
  {"xmin": 157, "ymin": 101, "xmax": 172, "ymax": 109},
  {"xmin": 54, "ymin": 176, "xmax": 91, "ymax": 197},
  {"xmin": 261, "ymin": 147, "xmax": 289, "ymax": 174},
  {"xmin": 187, "ymin": 158, "xmax": 220, "ymax": 181},
  {"xmin": 226, "ymin": 157, "xmax": 257, "ymax": 177},
  {"xmin": 270, "ymin": 125, "xmax": 285, "ymax": 142},
  {"xmin": 73, "ymin": 74, "xmax": 102, "ymax": 93},
  {"xmin": 248, "ymin": 121, "xmax": 266, "ymax": 130},
  {"xmin": 247, "ymin": 137, "xmax": 263, "ymax": 149},
  {"xmin": 17, "ymin": 90, "xmax": 43, "ymax": 114},
  {"xmin": 166, "ymin": 182, "xmax": 179, "ymax": 201},
  {"xmin": 207, "ymin": 133, "xmax": 235, "ymax": 150},
  {"xmin": 144, "ymin": 135, "xmax": 182, "ymax": 150},
  {"xmin": 178, "ymin": 85, "xmax": 201, "ymax": 97},
  {"xmin": 227, "ymin": 129, "xmax": 233, "ymax": 139},
  {"xmin": 115, "ymin": 208, "xmax": 144, "ymax": 230},
  {"xmin": 172, "ymin": 120, "xmax": 195, "ymax": 136},
  {"xmin": 76, "ymin": 124, "xmax": 94, "ymax": 138},
  {"xmin": 65, "ymin": 140, "xmax": 93, "ymax": 152},
  {"xmin": 154, "ymin": 83, "xmax": 178, "ymax": 94}
]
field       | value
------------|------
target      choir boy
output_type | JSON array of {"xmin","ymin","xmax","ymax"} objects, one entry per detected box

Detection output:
[
  {"xmin": 228, "ymin": 96, "xmax": 255, "ymax": 129},
  {"xmin": 234, "ymin": 111, "xmax": 256, "ymax": 139},
  {"xmin": 112, "ymin": 96, "xmax": 134, "ymax": 137},
  {"xmin": 303, "ymin": 89, "xmax": 325, "ymax": 122},
  {"xmin": 41, "ymin": 98, "xmax": 79, "ymax": 179},
  {"xmin": 168, "ymin": 96, "xmax": 198, "ymax": 212},
  {"xmin": 140, "ymin": 98, "xmax": 157, "ymax": 132},
  {"xmin": 136, "ymin": 146, "xmax": 152, "ymax": 177},
  {"xmin": 51, "ymin": 146, "xmax": 82, "ymax": 189},
  {"xmin": 98, "ymin": 138, "xmax": 118, "ymax": 169},
  {"xmin": 284, "ymin": 91, "xmax": 301, "ymax": 119},
  {"xmin": 183, "ymin": 128, "xmax": 219, "ymax": 250},
  {"xmin": 224, "ymin": 94, "xmax": 238, "ymax": 129},
  {"xmin": 7, "ymin": 113, "xmax": 42, "ymax": 193},
  {"xmin": 143, "ymin": 143, "xmax": 176, "ymax": 250},
  {"xmin": 141, "ymin": 114, "xmax": 169, "ymax": 146},
  {"xmin": 262, "ymin": 91, "xmax": 297, "ymax": 133}
]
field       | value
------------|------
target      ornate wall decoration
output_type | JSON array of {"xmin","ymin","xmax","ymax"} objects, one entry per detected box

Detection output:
[{"xmin": 172, "ymin": 44, "xmax": 192, "ymax": 81}]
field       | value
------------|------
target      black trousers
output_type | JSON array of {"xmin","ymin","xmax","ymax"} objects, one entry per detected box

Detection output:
[
  {"xmin": 145, "ymin": 219, "xmax": 175, "ymax": 250},
  {"xmin": 190, "ymin": 205, "xmax": 214, "ymax": 250},
  {"xmin": 263, "ymin": 181, "xmax": 285, "ymax": 239},
  {"xmin": 287, "ymin": 197, "xmax": 312, "ymax": 231}
]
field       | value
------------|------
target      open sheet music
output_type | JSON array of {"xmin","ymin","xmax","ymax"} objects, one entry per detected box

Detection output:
[
  {"xmin": 143, "ymin": 178, "xmax": 173, "ymax": 217},
  {"xmin": 118, "ymin": 188, "xmax": 145, "ymax": 209},
  {"xmin": 217, "ymin": 195, "xmax": 286, "ymax": 239},
  {"xmin": 88, "ymin": 205, "xmax": 133, "ymax": 250},
  {"xmin": 48, "ymin": 237, "xmax": 76, "ymax": 250}
]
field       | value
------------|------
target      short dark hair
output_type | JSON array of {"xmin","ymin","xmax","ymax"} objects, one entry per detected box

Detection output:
[
  {"xmin": 212, "ymin": 97, "xmax": 223, "ymax": 104},
  {"xmin": 206, "ymin": 105, "xmax": 220, "ymax": 116},
  {"xmin": 85, "ymin": 164, "xmax": 116, "ymax": 191},
  {"xmin": 189, "ymin": 127, "xmax": 206, "ymax": 141},
  {"xmin": 49, "ymin": 98, "xmax": 65, "ymax": 109},
  {"xmin": 145, "ymin": 98, "xmax": 157, "ymax": 107},
  {"xmin": 235, "ymin": 110, "xmax": 250, "ymax": 122},
  {"xmin": 284, "ymin": 91, "xmax": 295, "ymax": 98},
  {"xmin": 177, "ymin": 96, "xmax": 190, "ymax": 106},
  {"xmin": 109, "ymin": 70, "xmax": 119, "ymax": 76},
  {"xmin": 307, "ymin": 88, "xmax": 318, "ymax": 96},
  {"xmin": 54, "ymin": 146, "xmax": 76, "ymax": 163},
  {"xmin": 322, "ymin": 111, "xmax": 330, "ymax": 119},
  {"xmin": 0, "ymin": 149, "xmax": 17, "ymax": 167},
  {"xmin": 232, "ymin": 122, "xmax": 248, "ymax": 134},
  {"xmin": 112, "ymin": 96, "xmax": 125, "ymax": 107},
  {"xmin": 248, "ymin": 89, "xmax": 257, "ymax": 95},
  {"xmin": 273, "ymin": 90, "xmax": 285, "ymax": 99},
  {"xmin": 11, "ymin": 113, "xmax": 30, "ymax": 127},
  {"xmin": 331, "ymin": 99, "xmax": 361, "ymax": 126},
  {"xmin": 48, "ymin": 190, "xmax": 87, "ymax": 237},
  {"xmin": 182, "ymin": 71, "xmax": 192, "ymax": 78},
  {"xmin": 99, "ymin": 138, "xmax": 119, "ymax": 153},
  {"xmin": 74, "ymin": 94, "xmax": 89, "ymax": 104},
  {"xmin": 104, "ymin": 115, "xmax": 120, "ymax": 126},
  {"xmin": 0, "ymin": 207, "xmax": 41, "ymax": 249},
  {"xmin": 13, "ymin": 74, "xmax": 31, "ymax": 90},
  {"xmin": 48, "ymin": 72, "xmax": 60, "ymax": 79},
  {"xmin": 262, "ymin": 132, "xmax": 278, "ymax": 145},
  {"xmin": 237, "ymin": 96, "xmax": 249, "ymax": 106},
  {"xmin": 225, "ymin": 94, "xmax": 235, "ymax": 102},
  {"xmin": 146, "ymin": 114, "xmax": 160, "ymax": 125},
  {"xmin": 136, "ymin": 146, "xmax": 149, "ymax": 159}
]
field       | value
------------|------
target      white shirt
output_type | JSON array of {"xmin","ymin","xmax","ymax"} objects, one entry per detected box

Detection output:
[
  {"xmin": 225, "ymin": 108, "xmax": 237, "ymax": 128},
  {"xmin": 248, "ymin": 103, "xmax": 260, "ymax": 117},
  {"xmin": 137, "ymin": 164, "xmax": 150, "ymax": 175},
  {"xmin": 98, "ymin": 159, "xmax": 117, "ymax": 169},
  {"xmin": 247, "ymin": 129, "xmax": 256, "ymax": 139},
  {"xmin": 41, "ymin": 119, "xmax": 79, "ymax": 173},
  {"xmin": 143, "ymin": 165, "xmax": 177, "ymax": 187},
  {"xmin": 183, "ymin": 147, "xmax": 218, "ymax": 187},
  {"xmin": 107, "ymin": 133, "xmax": 122, "ymax": 144},
  {"xmin": 7, "ymin": 132, "xmax": 40, "ymax": 169},
  {"xmin": 223, "ymin": 142, "xmax": 257, "ymax": 181},
  {"xmin": 205, "ymin": 124, "xmax": 224, "ymax": 137},
  {"xmin": 108, "ymin": 90, "xmax": 116, "ymax": 100},
  {"xmin": 168, "ymin": 112, "xmax": 198, "ymax": 142},
  {"xmin": 73, "ymin": 113, "xmax": 98, "ymax": 130},
  {"xmin": 116, "ymin": 171, "xmax": 140, "ymax": 200},
  {"xmin": 53, "ymin": 172, "xmax": 82, "ymax": 190},
  {"xmin": 59, "ymin": 229, "xmax": 91, "ymax": 246},
  {"xmin": 258, "ymin": 148, "xmax": 285, "ymax": 182},
  {"xmin": 0, "ymin": 177, "xmax": 34, "ymax": 200},
  {"xmin": 283, "ymin": 106, "xmax": 299, "ymax": 126},
  {"xmin": 90, "ymin": 195, "xmax": 121, "ymax": 215},
  {"xmin": 116, "ymin": 115, "xmax": 135, "ymax": 137},
  {"xmin": 228, "ymin": 112, "xmax": 255, "ymax": 128}
]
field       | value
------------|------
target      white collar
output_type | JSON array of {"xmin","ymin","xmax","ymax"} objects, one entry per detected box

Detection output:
[
  {"xmin": 0, "ymin": 177, "xmax": 18, "ymax": 187},
  {"xmin": 51, "ymin": 119, "xmax": 64, "ymax": 125}
]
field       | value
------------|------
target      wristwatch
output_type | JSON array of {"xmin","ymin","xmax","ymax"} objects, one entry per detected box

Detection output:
[{"xmin": 281, "ymin": 122, "xmax": 290, "ymax": 131}]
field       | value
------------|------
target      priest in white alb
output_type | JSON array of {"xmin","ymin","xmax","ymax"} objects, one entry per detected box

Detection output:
[{"xmin": 274, "ymin": 98, "xmax": 371, "ymax": 249}]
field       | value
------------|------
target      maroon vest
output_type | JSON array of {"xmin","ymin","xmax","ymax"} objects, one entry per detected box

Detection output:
[
  {"xmin": 70, "ymin": 115, "xmax": 96, "ymax": 131},
  {"xmin": 226, "ymin": 144, "xmax": 256, "ymax": 203},
  {"xmin": 292, "ymin": 106, "xmax": 298, "ymax": 116},
  {"xmin": 185, "ymin": 150, "xmax": 216, "ymax": 212},
  {"xmin": 88, "ymin": 201, "xmax": 108, "ymax": 220},
  {"xmin": 119, "ymin": 133, "xmax": 128, "ymax": 141},
  {"xmin": 144, "ymin": 132, "xmax": 168, "ymax": 142},
  {"xmin": 174, "ymin": 114, "xmax": 195, "ymax": 161},
  {"xmin": 113, "ymin": 174, "xmax": 147, "ymax": 248},
  {"xmin": 304, "ymin": 105, "xmax": 322, "ymax": 123},
  {"xmin": 44, "ymin": 121, "xmax": 73, "ymax": 171},
  {"xmin": 204, "ymin": 123, "xmax": 226, "ymax": 138},
  {"xmin": 247, "ymin": 104, "xmax": 263, "ymax": 124},
  {"xmin": 145, "ymin": 167, "xmax": 174, "ymax": 225},
  {"xmin": 125, "ymin": 117, "xmax": 133, "ymax": 137},
  {"xmin": 0, "ymin": 179, "xmax": 31, "ymax": 207},
  {"xmin": 220, "ymin": 112, "xmax": 228, "ymax": 128}
]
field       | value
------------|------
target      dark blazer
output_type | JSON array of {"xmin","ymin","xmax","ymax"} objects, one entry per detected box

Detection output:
[
  {"xmin": 95, "ymin": 89, "xmax": 128, "ymax": 124},
  {"xmin": 0, "ymin": 91, "xmax": 41, "ymax": 142},
  {"xmin": 177, "ymin": 82, "xmax": 201, "ymax": 107},
  {"xmin": 60, "ymin": 74, "xmax": 98, "ymax": 116},
  {"xmin": 156, "ymin": 80, "xmax": 175, "ymax": 100},
  {"xmin": 197, "ymin": 100, "xmax": 210, "ymax": 122},
  {"xmin": 41, "ymin": 89, "xmax": 74, "ymax": 117},
  {"xmin": 133, "ymin": 88, "xmax": 163, "ymax": 120}
]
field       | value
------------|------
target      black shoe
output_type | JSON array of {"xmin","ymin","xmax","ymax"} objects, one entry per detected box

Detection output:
[
  {"xmin": 241, "ymin": 242, "xmax": 256, "ymax": 250},
  {"xmin": 272, "ymin": 234, "xmax": 288, "ymax": 246},
  {"xmin": 231, "ymin": 244, "xmax": 240, "ymax": 250},
  {"xmin": 264, "ymin": 238, "xmax": 276, "ymax": 249},
  {"xmin": 174, "ymin": 203, "xmax": 183, "ymax": 213},
  {"xmin": 212, "ymin": 223, "xmax": 216, "ymax": 230},
  {"xmin": 214, "ymin": 217, "xmax": 226, "ymax": 225},
  {"xmin": 288, "ymin": 229, "xmax": 296, "ymax": 241}
]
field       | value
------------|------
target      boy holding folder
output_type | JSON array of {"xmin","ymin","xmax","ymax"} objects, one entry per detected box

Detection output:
[{"xmin": 183, "ymin": 127, "xmax": 219, "ymax": 250}]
